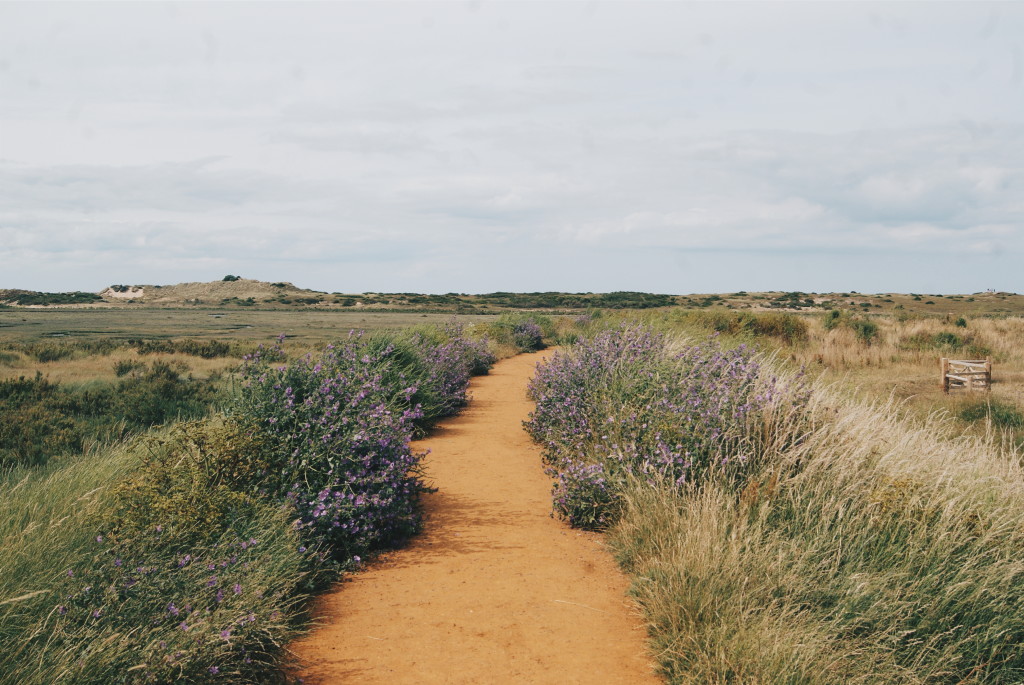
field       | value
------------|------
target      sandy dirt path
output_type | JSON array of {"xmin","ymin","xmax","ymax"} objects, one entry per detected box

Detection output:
[{"xmin": 290, "ymin": 350, "xmax": 659, "ymax": 684}]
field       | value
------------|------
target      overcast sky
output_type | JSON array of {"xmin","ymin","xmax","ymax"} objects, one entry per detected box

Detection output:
[{"xmin": 1, "ymin": 2, "xmax": 1022, "ymax": 295}]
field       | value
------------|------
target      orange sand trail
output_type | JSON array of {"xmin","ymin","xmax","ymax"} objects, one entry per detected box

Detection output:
[{"xmin": 290, "ymin": 350, "xmax": 659, "ymax": 684}]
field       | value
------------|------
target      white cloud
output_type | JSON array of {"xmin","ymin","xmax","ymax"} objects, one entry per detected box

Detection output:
[{"xmin": 0, "ymin": 2, "xmax": 1022, "ymax": 293}]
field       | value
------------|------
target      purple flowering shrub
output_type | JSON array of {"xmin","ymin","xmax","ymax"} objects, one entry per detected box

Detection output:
[
  {"xmin": 235, "ymin": 325, "xmax": 495, "ymax": 560},
  {"xmin": 236, "ymin": 335, "xmax": 428, "ymax": 561},
  {"xmin": 379, "ymin": 322, "xmax": 496, "ymax": 426},
  {"xmin": 443, "ymin": 321, "xmax": 497, "ymax": 376},
  {"xmin": 486, "ymin": 313, "xmax": 550, "ymax": 353},
  {"xmin": 527, "ymin": 326, "xmax": 666, "ymax": 462},
  {"xmin": 552, "ymin": 461, "xmax": 620, "ymax": 530},
  {"xmin": 512, "ymin": 321, "xmax": 544, "ymax": 351},
  {"xmin": 527, "ymin": 326, "xmax": 789, "ymax": 529}
]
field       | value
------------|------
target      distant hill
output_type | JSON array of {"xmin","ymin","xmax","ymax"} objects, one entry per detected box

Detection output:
[
  {"xmin": 99, "ymin": 279, "xmax": 316, "ymax": 306},
  {"xmin": 1, "ymin": 280, "xmax": 1021, "ymax": 316}
]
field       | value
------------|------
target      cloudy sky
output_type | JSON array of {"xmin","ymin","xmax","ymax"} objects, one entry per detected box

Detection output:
[{"xmin": 1, "ymin": 2, "xmax": 1021, "ymax": 294}]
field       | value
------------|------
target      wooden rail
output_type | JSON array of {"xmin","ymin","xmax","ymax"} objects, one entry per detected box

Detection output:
[{"xmin": 941, "ymin": 357, "xmax": 992, "ymax": 393}]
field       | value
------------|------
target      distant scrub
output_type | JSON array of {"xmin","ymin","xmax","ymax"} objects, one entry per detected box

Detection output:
[
  {"xmin": 474, "ymin": 291, "xmax": 676, "ymax": 309},
  {"xmin": 664, "ymin": 310, "xmax": 809, "ymax": 345},
  {"xmin": 1, "ymin": 338, "xmax": 245, "ymax": 364},
  {"xmin": 823, "ymin": 309, "xmax": 879, "ymax": 345},
  {"xmin": 0, "ymin": 362, "xmax": 221, "ymax": 468},
  {"xmin": 900, "ymin": 330, "xmax": 991, "ymax": 358},
  {"xmin": 0, "ymin": 290, "xmax": 103, "ymax": 306},
  {"xmin": 126, "ymin": 338, "xmax": 240, "ymax": 359},
  {"xmin": 483, "ymin": 313, "xmax": 552, "ymax": 353}
]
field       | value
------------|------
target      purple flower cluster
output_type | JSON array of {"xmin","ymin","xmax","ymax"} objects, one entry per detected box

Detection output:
[
  {"xmin": 526, "ymin": 326, "xmax": 781, "ymax": 529},
  {"xmin": 551, "ymin": 461, "xmax": 618, "ymax": 530},
  {"xmin": 409, "ymin": 322, "xmax": 496, "ymax": 421},
  {"xmin": 238, "ymin": 336, "xmax": 427, "ymax": 559},
  {"xmin": 512, "ymin": 321, "xmax": 544, "ymax": 351},
  {"xmin": 238, "ymin": 325, "xmax": 494, "ymax": 560}
]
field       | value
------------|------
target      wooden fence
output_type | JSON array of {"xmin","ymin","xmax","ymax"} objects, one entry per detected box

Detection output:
[{"xmin": 941, "ymin": 358, "xmax": 992, "ymax": 393}]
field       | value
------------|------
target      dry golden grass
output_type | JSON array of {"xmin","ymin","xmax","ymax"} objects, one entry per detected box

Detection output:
[
  {"xmin": 608, "ymin": 336, "xmax": 1024, "ymax": 683},
  {"xmin": 0, "ymin": 350, "xmax": 236, "ymax": 384},
  {"xmin": 781, "ymin": 317, "xmax": 1024, "ymax": 442}
]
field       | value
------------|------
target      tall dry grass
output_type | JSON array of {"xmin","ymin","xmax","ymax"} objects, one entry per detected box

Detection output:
[{"xmin": 608, "ymin": 346, "xmax": 1024, "ymax": 683}]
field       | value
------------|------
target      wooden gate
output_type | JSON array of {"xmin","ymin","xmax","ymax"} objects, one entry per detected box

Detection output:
[{"xmin": 941, "ymin": 358, "xmax": 992, "ymax": 393}]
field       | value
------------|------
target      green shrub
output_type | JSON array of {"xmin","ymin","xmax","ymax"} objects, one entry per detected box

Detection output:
[
  {"xmin": 901, "ymin": 331, "xmax": 990, "ymax": 358},
  {"xmin": 959, "ymin": 398, "xmax": 1024, "ymax": 429},
  {"xmin": 822, "ymin": 309, "xmax": 842, "ymax": 331},
  {"xmin": 671, "ymin": 310, "xmax": 809, "ymax": 345},
  {"xmin": 955, "ymin": 317, "xmax": 968, "ymax": 328},
  {"xmin": 849, "ymin": 318, "xmax": 879, "ymax": 345},
  {"xmin": 0, "ymin": 363, "xmax": 221, "ymax": 468},
  {"xmin": 103, "ymin": 420, "xmax": 270, "ymax": 543},
  {"xmin": 31, "ymin": 343, "xmax": 77, "ymax": 363},
  {"xmin": 113, "ymin": 359, "xmax": 145, "ymax": 377},
  {"xmin": 127, "ymin": 338, "xmax": 237, "ymax": 359},
  {"xmin": 823, "ymin": 310, "xmax": 879, "ymax": 345}
]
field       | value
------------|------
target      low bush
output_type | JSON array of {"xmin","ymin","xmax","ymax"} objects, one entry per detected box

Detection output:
[
  {"xmin": 901, "ymin": 330, "xmax": 991, "ymax": 358},
  {"xmin": 526, "ymin": 326, "xmax": 793, "ymax": 529},
  {"xmin": 0, "ymin": 363, "xmax": 221, "ymax": 468},
  {"xmin": 958, "ymin": 397, "xmax": 1024, "ymax": 429},
  {"xmin": 126, "ymin": 338, "xmax": 239, "ymax": 359},
  {"xmin": 669, "ymin": 310, "xmax": 808, "ymax": 345},
  {"xmin": 484, "ymin": 313, "xmax": 552, "ymax": 352},
  {"xmin": 823, "ymin": 310, "xmax": 879, "ymax": 345}
]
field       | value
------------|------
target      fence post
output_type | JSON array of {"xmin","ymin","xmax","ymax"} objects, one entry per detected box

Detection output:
[
  {"xmin": 985, "ymin": 356, "xmax": 992, "ymax": 392},
  {"xmin": 941, "ymin": 357, "xmax": 949, "ymax": 393}
]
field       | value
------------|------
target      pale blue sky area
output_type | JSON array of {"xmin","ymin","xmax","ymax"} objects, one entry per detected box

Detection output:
[{"xmin": 1, "ymin": 2, "xmax": 1021, "ymax": 294}]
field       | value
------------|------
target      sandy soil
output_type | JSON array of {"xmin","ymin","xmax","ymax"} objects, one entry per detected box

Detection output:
[{"xmin": 289, "ymin": 350, "xmax": 659, "ymax": 684}]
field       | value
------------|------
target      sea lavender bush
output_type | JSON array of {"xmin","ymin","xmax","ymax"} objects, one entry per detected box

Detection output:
[
  {"xmin": 235, "ymin": 335, "xmax": 428, "ymax": 561},
  {"xmin": 233, "ymin": 325, "xmax": 494, "ymax": 560},
  {"xmin": 486, "ymin": 313, "xmax": 551, "ymax": 353},
  {"xmin": 396, "ymin": 322, "xmax": 496, "ymax": 424},
  {"xmin": 512, "ymin": 320, "xmax": 544, "ymax": 351},
  {"xmin": 526, "ymin": 326, "xmax": 785, "ymax": 529},
  {"xmin": 551, "ymin": 461, "xmax": 620, "ymax": 530}
]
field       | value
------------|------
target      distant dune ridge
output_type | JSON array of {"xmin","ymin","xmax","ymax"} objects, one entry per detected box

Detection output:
[
  {"xmin": 0, "ymin": 280, "xmax": 1022, "ymax": 315},
  {"xmin": 99, "ymin": 279, "xmax": 307, "ymax": 304}
]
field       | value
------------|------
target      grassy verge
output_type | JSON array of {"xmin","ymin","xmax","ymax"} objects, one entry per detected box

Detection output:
[
  {"xmin": 0, "ymin": 317, "xmax": 545, "ymax": 683},
  {"xmin": 528, "ymin": 325, "xmax": 1024, "ymax": 683}
]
